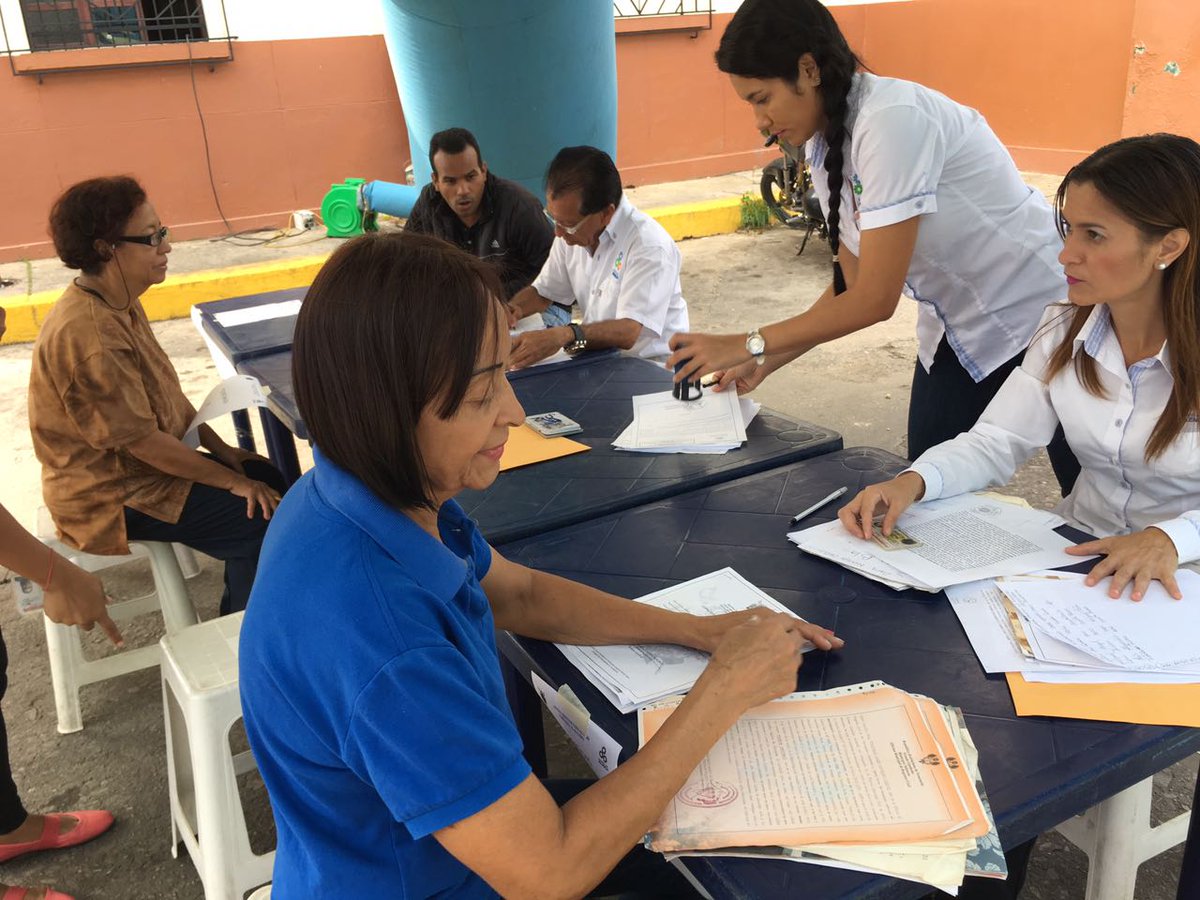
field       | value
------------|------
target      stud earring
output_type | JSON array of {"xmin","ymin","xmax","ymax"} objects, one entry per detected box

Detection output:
[{"xmin": 1157, "ymin": 261, "xmax": 1169, "ymax": 270}]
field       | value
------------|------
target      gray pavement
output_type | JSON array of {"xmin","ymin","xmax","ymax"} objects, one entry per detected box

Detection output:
[{"xmin": 0, "ymin": 177, "xmax": 1194, "ymax": 899}]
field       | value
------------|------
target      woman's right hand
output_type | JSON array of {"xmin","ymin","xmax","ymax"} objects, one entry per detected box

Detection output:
[
  {"xmin": 838, "ymin": 472, "xmax": 926, "ymax": 540},
  {"xmin": 702, "ymin": 611, "xmax": 843, "ymax": 712},
  {"xmin": 709, "ymin": 358, "xmax": 769, "ymax": 395},
  {"xmin": 229, "ymin": 476, "xmax": 281, "ymax": 520}
]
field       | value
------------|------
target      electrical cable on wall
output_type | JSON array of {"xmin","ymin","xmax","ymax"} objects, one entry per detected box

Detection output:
[{"xmin": 185, "ymin": 40, "xmax": 325, "ymax": 247}]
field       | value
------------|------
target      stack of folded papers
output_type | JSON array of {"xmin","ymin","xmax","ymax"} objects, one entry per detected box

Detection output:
[
  {"xmin": 787, "ymin": 492, "xmax": 1087, "ymax": 591},
  {"xmin": 640, "ymin": 682, "xmax": 1006, "ymax": 894},
  {"xmin": 557, "ymin": 568, "xmax": 811, "ymax": 714},
  {"xmin": 613, "ymin": 389, "xmax": 759, "ymax": 454},
  {"xmin": 948, "ymin": 570, "xmax": 1200, "ymax": 685}
]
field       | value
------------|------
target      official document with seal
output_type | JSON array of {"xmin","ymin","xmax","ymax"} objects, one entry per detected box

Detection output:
[{"xmin": 639, "ymin": 682, "xmax": 990, "ymax": 852}]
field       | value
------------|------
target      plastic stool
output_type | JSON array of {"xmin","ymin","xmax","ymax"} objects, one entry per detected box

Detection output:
[
  {"xmin": 1055, "ymin": 772, "xmax": 1193, "ymax": 900},
  {"xmin": 161, "ymin": 613, "xmax": 273, "ymax": 900},
  {"xmin": 38, "ymin": 509, "xmax": 201, "ymax": 734}
]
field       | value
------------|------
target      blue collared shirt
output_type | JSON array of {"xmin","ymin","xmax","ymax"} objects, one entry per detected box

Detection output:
[{"xmin": 240, "ymin": 449, "xmax": 528, "ymax": 898}]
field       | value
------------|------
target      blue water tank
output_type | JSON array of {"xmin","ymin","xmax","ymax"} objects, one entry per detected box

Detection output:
[{"xmin": 380, "ymin": 0, "xmax": 618, "ymax": 200}]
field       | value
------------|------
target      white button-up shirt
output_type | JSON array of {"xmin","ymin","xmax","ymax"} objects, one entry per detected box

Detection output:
[
  {"xmin": 532, "ymin": 197, "xmax": 689, "ymax": 360},
  {"xmin": 807, "ymin": 73, "xmax": 1065, "ymax": 381},
  {"xmin": 910, "ymin": 304, "xmax": 1200, "ymax": 561}
]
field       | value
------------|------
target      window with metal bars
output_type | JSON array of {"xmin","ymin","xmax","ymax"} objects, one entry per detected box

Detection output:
[{"xmin": 19, "ymin": 0, "xmax": 206, "ymax": 51}]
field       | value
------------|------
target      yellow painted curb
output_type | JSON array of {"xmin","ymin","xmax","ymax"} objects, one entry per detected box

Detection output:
[
  {"xmin": 0, "ymin": 255, "xmax": 329, "ymax": 344},
  {"xmin": 649, "ymin": 197, "xmax": 745, "ymax": 242},
  {"xmin": 0, "ymin": 198, "xmax": 749, "ymax": 344}
]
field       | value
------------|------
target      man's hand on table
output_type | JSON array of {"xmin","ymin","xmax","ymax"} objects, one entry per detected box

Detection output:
[{"xmin": 510, "ymin": 327, "xmax": 571, "ymax": 370}]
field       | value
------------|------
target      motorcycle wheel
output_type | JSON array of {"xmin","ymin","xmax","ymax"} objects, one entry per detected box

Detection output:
[{"xmin": 760, "ymin": 160, "xmax": 808, "ymax": 228}]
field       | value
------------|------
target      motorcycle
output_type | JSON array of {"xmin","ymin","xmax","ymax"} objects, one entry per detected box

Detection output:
[{"xmin": 759, "ymin": 137, "xmax": 828, "ymax": 256}]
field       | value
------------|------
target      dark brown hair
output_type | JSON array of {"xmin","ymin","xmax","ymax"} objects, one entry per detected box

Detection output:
[
  {"xmin": 545, "ymin": 146, "xmax": 622, "ymax": 215},
  {"xmin": 49, "ymin": 176, "xmax": 147, "ymax": 275},
  {"xmin": 1047, "ymin": 133, "xmax": 1200, "ymax": 459},
  {"xmin": 293, "ymin": 231, "xmax": 504, "ymax": 510},
  {"xmin": 716, "ymin": 0, "xmax": 862, "ymax": 295}
]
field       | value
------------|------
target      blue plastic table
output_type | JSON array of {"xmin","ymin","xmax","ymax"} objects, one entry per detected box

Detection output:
[
  {"xmin": 193, "ymin": 288, "xmax": 306, "ymax": 365},
  {"xmin": 239, "ymin": 352, "xmax": 844, "ymax": 544},
  {"xmin": 193, "ymin": 289, "xmax": 305, "ymax": 454},
  {"xmin": 495, "ymin": 447, "xmax": 1200, "ymax": 899}
]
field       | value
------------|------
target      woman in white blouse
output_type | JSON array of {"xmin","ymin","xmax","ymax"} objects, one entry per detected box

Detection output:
[
  {"xmin": 840, "ymin": 133, "xmax": 1200, "ymax": 603},
  {"xmin": 666, "ymin": 0, "xmax": 1078, "ymax": 496}
]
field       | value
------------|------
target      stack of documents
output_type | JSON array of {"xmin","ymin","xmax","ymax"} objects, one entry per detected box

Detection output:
[
  {"xmin": 558, "ymin": 568, "xmax": 811, "ymax": 713},
  {"xmin": 788, "ymin": 493, "xmax": 1084, "ymax": 591},
  {"xmin": 948, "ymin": 570, "xmax": 1200, "ymax": 686},
  {"xmin": 640, "ymin": 682, "xmax": 1005, "ymax": 894},
  {"xmin": 613, "ymin": 389, "xmax": 758, "ymax": 454}
]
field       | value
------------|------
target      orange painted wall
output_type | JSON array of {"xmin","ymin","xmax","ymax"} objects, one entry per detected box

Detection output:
[
  {"xmin": 855, "ymin": 0, "xmax": 1135, "ymax": 173},
  {"xmin": 1122, "ymin": 0, "xmax": 1200, "ymax": 138},
  {"xmin": 1, "ymin": 36, "xmax": 410, "ymax": 262},
  {"xmin": 4, "ymin": 4, "xmax": 1197, "ymax": 262}
]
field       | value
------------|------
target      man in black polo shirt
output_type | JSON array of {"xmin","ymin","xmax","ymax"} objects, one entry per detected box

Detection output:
[{"xmin": 405, "ymin": 128, "xmax": 568, "ymax": 324}]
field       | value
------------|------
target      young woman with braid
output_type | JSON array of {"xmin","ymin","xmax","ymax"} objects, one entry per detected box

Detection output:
[{"xmin": 668, "ymin": 0, "xmax": 1079, "ymax": 494}]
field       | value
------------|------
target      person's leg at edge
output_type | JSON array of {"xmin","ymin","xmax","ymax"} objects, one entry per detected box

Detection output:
[
  {"xmin": 543, "ymin": 779, "xmax": 695, "ymax": 898},
  {"xmin": 0, "ymin": 628, "xmax": 112, "ymax": 899},
  {"xmin": 124, "ymin": 457, "xmax": 286, "ymax": 615}
]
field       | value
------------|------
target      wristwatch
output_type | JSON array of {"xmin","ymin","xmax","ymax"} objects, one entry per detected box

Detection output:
[
  {"xmin": 564, "ymin": 323, "xmax": 588, "ymax": 355},
  {"xmin": 746, "ymin": 329, "xmax": 766, "ymax": 366}
]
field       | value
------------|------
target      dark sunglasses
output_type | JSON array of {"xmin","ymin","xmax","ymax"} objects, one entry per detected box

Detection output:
[{"xmin": 119, "ymin": 226, "xmax": 170, "ymax": 247}]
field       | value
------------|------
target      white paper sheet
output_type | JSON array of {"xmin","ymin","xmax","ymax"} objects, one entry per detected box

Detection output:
[
  {"xmin": 790, "ymin": 494, "xmax": 1083, "ymax": 591},
  {"xmin": 212, "ymin": 298, "xmax": 301, "ymax": 328},
  {"xmin": 612, "ymin": 389, "xmax": 749, "ymax": 454},
  {"xmin": 558, "ymin": 568, "xmax": 809, "ymax": 713},
  {"xmin": 947, "ymin": 575, "xmax": 1200, "ymax": 683},
  {"xmin": 182, "ymin": 375, "xmax": 269, "ymax": 449},
  {"xmin": 1000, "ymin": 572, "xmax": 1200, "ymax": 672},
  {"xmin": 613, "ymin": 398, "xmax": 761, "ymax": 454}
]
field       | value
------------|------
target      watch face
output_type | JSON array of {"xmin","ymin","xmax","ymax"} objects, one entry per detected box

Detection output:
[{"xmin": 747, "ymin": 333, "xmax": 766, "ymax": 355}]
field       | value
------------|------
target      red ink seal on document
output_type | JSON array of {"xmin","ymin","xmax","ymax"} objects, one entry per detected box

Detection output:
[{"xmin": 679, "ymin": 782, "xmax": 738, "ymax": 808}]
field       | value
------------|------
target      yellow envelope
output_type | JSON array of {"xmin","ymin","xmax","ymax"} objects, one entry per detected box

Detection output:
[
  {"xmin": 1006, "ymin": 673, "xmax": 1200, "ymax": 727},
  {"xmin": 499, "ymin": 424, "xmax": 590, "ymax": 472}
]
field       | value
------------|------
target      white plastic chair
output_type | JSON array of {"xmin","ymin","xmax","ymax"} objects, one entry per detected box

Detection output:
[
  {"xmin": 161, "ymin": 612, "xmax": 273, "ymax": 900},
  {"xmin": 246, "ymin": 886, "xmax": 271, "ymax": 900},
  {"xmin": 1054, "ymin": 771, "xmax": 1193, "ymax": 900},
  {"xmin": 38, "ymin": 508, "xmax": 201, "ymax": 734}
]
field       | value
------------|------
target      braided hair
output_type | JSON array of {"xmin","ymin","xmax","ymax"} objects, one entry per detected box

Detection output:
[{"xmin": 716, "ymin": 0, "xmax": 862, "ymax": 295}]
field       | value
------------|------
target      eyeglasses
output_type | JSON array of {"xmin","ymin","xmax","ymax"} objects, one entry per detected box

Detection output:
[
  {"xmin": 119, "ymin": 226, "xmax": 170, "ymax": 247},
  {"xmin": 544, "ymin": 209, "xmax": 594, "ymax": 236}
]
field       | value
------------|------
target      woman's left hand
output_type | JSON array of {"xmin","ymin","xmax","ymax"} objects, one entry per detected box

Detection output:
[
  {"xmin": 212, "ymin": 445, "xmax": 272, "ymax": 475},
  {"xmin": 1066, "ymin": 527, "xmax": 1182, "ymax": 601},
  {"xmin": 667, "ymin": 332, "xmax": 749, "ymax": 382}
]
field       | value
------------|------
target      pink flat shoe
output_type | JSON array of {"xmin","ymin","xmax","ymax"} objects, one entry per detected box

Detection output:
[
  {"xmin": 2, "ymin": 889, "xmax": 76, "ymax": 900},
  {"xmin": 0, "ymin": 810, "xmax": 114, "ymax": 864}
]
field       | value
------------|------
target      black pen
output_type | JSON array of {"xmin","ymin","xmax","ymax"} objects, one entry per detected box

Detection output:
[{"xmin": 790, "ymin": 487, "xmax": 849, "ymax": 524}]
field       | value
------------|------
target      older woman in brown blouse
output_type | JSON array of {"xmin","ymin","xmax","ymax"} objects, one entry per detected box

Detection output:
[{"xmin": 29, "ymin": 176, "xmax": 286, "ymax": 615}]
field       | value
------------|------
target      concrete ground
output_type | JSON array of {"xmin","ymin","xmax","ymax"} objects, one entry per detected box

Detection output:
[{"xmin": 0, "ymin": 175, "xmax": 1194, "ymax": 899}]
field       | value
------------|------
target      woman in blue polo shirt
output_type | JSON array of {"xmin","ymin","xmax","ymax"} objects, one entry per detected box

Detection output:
[{"xmin": 238, "ymin": 232, "xmax": 843, "ymax": 898}]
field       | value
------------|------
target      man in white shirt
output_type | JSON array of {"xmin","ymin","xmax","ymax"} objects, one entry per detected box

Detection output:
[{"xmin": 507, "ymin": 146, "xmax": 689, "ymax": 368}]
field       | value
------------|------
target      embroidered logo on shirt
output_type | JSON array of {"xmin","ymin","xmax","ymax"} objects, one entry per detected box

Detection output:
[
  {"xmin": 491, "ymin": 239, "xmax": 500, "ymax": 249},
  {"xmin": 611, "ymin": 251, "xmax": 624, "ymax": 281},
  {"xmin": 851, "ymin": 174, "xmax": 863, "ymax": 196}
]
